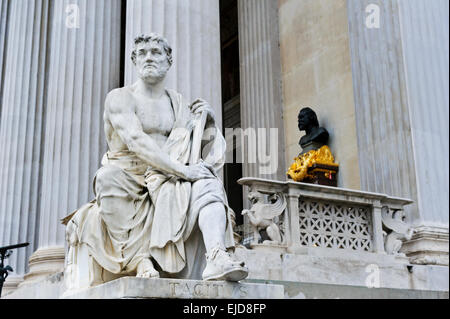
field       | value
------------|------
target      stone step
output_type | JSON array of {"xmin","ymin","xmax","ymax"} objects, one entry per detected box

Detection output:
[{"xmin": 246, "ymin": 279, "xmax": 449, "ymax": 299}]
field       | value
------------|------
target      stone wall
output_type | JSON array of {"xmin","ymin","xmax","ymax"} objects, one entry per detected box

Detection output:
[{"xmin": 278, "ymin": 0, "xmax": 360, "ymax": 189}]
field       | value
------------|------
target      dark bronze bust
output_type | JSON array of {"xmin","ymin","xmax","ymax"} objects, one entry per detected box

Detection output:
[
  {"xmin": 298, "ymin": 107, "xmax": 329, "ymax": 152},
  {"xmin": 287, "ymin": 107, "xmax": 338, "ymax": 186}
]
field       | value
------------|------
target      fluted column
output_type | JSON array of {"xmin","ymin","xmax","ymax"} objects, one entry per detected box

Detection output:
[
  {"xmin": 125, "ymin": 0, "xmax": 222, "ymax": 128},
  {"xmin": 0, "ymin": 0, "xmax": 9, "ymax": 120},
  {"xmin": 396, "ymin": 0, "xmax": 449, "ymax": 264},
  {"xmin": 237, "ymin": 0, "xmax": 286, "ymax": 180},
  {"xmin": 24, "ymin": 0, "xmax": 123, "ymax": 284},
  {"xmin": 397, "ymin": 0, "xmax": 449, "ymax": 227},
  {"xmin": 347, "ymin": 0, "xmax": 449, "ymax": 264},
  {"xmin": 0, "ymin": 0, "xmax": 50, "ymax": 291},
  {"xmin": 347, "ymin": 0, "xmax": 417, "ymax": 217}
]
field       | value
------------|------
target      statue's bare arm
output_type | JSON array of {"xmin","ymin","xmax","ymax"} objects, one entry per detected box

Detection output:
[{"xmin": 104, "ymin": 89, "xmax": 213, "ymax": 181}]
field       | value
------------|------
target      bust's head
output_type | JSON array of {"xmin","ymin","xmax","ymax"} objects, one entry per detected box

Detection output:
[
  {"xmin": 297, "ymin": 107, "xmax": 329, "ymax": 148},
  {"xmin": 131, "ymin": 33, "xmax": 173, "ymax": 84},
  {"xmin": 298, "ymin": 107, "xmax": 319, "ymax": 132}
]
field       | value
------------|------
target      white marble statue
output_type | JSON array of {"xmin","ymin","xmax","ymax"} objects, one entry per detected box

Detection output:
[{"xmin": 63, "ymin": 33, "xmax": 248, "ymax": 292}]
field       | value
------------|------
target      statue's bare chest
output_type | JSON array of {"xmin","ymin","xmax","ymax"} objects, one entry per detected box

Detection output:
[{"xmin": 134, "ymin": 94, "xmax": 175, "ymax": 136}]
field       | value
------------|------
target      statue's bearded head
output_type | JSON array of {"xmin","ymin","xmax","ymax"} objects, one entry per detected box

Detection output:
[{"xmin": 131, "ymin": 33, "xmax": 173, "ymax": 84}]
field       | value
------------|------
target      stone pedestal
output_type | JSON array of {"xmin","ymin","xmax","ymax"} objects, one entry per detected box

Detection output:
[
  {"xmin": 4, "ymin": 270, "xmax": 447, "ymax": 299},
  {"xmin": 235, "ymin": 247, "xmax": 449, "ymax": 292},
  {"xmin": 62, "ymin": 277, "xmax": 285, "ymax": 299}
]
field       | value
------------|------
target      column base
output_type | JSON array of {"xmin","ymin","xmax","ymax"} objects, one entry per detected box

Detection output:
[
  {"xmin": 1, "ymin": 275, "xmax": 24, "ymax": 297},
  {"xmin": 402, "ymin": 225, "xmax": 449, "ymax": 266},
  {"xmin": 20, "ymin": 246, "xmax": 65, "ymax": 286}
]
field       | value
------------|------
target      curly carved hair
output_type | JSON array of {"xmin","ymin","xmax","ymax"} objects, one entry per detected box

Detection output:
[{"xmin": 131, "ymin": 33, "xmax": 173, "ymax": 66}]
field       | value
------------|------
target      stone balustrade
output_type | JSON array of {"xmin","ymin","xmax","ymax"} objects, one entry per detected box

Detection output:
[{"xmin": 236, "ymin": 178, "xmax": 414, "ymax": 258}]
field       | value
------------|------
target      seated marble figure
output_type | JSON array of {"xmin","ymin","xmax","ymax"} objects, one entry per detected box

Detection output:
[{"xmin": 63, "ymin": 33, "xmax": 248, "ymax": 292}]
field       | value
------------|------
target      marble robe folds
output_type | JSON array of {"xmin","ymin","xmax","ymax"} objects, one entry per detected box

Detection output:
[{"xmin": 66, "ymin": 89, "xmax": 235, "ymax": 279}]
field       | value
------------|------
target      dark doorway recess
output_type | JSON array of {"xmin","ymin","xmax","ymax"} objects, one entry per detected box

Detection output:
[{"xmin": 220, "ymin": 0, "xmax": 243, "ymax": 226}]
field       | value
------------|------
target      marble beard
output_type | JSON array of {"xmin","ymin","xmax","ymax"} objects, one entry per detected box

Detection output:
[{"xmin": 63, "ymin": 34, "xmax": 247, "ymax": 292}]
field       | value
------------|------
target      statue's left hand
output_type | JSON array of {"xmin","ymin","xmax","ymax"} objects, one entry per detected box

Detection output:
[{"xmin": 190, "ymin": 98, "xmax": 216, "ymax": 123}]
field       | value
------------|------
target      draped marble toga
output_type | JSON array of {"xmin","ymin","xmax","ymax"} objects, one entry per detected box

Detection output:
[{"xmin": 65, "ymin": 89, "xmax": 235, "ymax": 282}]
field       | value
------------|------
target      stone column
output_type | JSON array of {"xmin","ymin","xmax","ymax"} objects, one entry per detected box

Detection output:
[
  {"xmin": 0, "ymin": 0, "xmax": 9, "ymax": 119},
  {"xmin": 24, "ymin": 0, "xmax": 123, "ymax": 284},
  {"xmin": 237, "ymin": 0, "xmax": 285, "ymax": 181},
  {"xmin": 0, "ymin": 0, "xmax": 50, "ymax": 293},
  {"xmin": 347, "ymin": 0, "xmax": 416, "ymax": 204},
  {"xmin": 236, "ymin": 0, "xmax": 285, "ymax": 218},
  {"xmin": 347, "ymin": 0, "xmax": 449, "ymax": 264},
  {"xmin": 396, "ymin": 0, "xmax": 449, "ymax": 265},
  {"xmin": 124, "ymin": 0, "xmax": 222, "ymax": 127}
]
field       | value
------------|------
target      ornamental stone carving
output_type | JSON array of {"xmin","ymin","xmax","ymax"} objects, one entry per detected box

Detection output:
[
  {"xmin": 238, "ymin": 177, "xmax": 414, "ymax": 259},
  {"xmin": 242, "ymin": 191, "xmax": 287, "ymax": 246},
  {"xmin": 381, "ymin": 206, "xmax": 414, "ymax": 256}
]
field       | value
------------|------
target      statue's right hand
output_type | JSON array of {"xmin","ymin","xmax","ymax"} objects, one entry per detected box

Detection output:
[{"xmin": 182, "ymin": 161, "xmax": 215, "ymax": 182}]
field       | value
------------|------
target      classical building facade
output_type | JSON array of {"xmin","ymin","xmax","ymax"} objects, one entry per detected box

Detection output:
[{"xmin": 0, "ymin": 0, "xmax": 448, "ymax": 298}]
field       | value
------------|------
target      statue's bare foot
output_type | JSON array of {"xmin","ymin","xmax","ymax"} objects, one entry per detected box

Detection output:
[
  {"xmin": 136, "ymin": 258, "xmax": 160, "ymax": 279},
  {"xmin": 202, "ymin": 247, "xmax": 248, "ymax": 282}
]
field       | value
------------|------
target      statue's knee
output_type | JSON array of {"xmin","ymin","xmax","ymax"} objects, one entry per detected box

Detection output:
[
  {"xmin": 95, "ymin": 166, "xmax": 122, "ymax": 192},
  {"xmin": 192, "ymin": 178, "xmax": 223, "ymax": 194}
]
